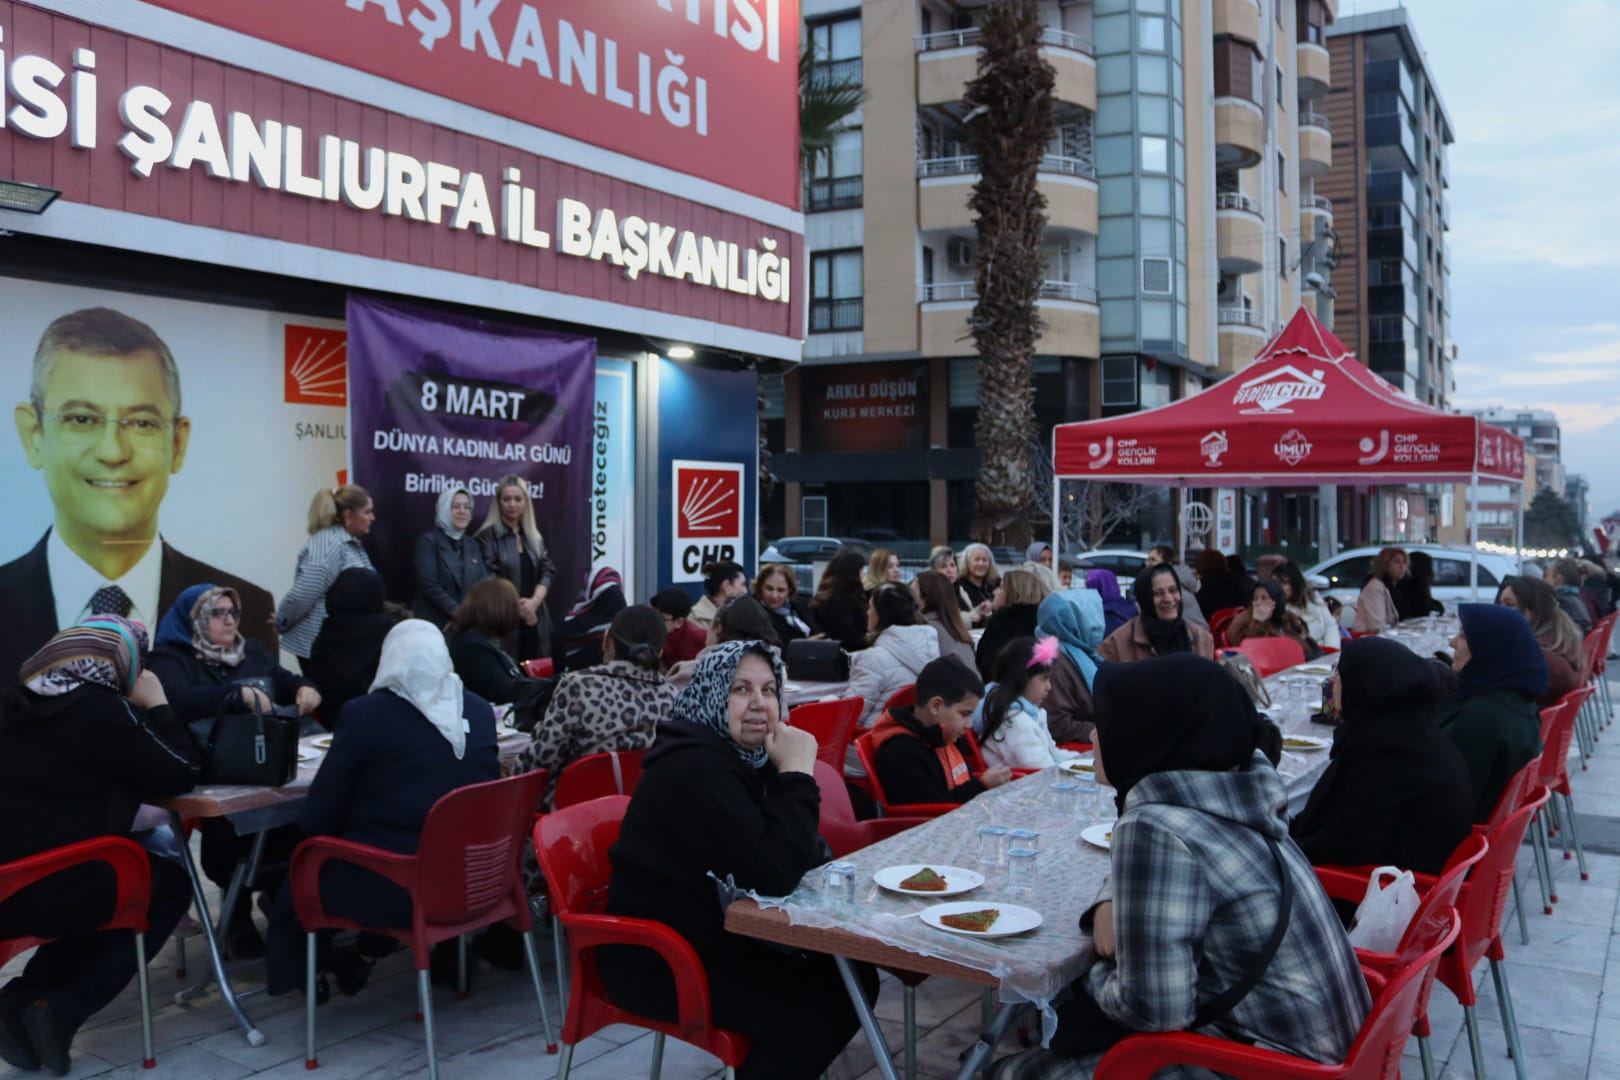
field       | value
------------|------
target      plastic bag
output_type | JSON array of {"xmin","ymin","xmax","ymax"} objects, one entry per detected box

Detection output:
[{"xmin": 1347, "ymin": 866, "xmax": 1420, "ymax": 953}]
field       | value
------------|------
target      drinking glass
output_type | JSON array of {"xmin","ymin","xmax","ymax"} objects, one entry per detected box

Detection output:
[
  {"xmin": 821, "ymin": 861, "xmax": 858, "ymax": 906},
  {"xmin": 1006, "ymin": 848, "xmax": 1039, "ymax": 896},
  {"xmin": 1048, "ymin": 781, "xmax": 1082, "ymax": 819},
  {"xmin": 977, "ymin": 826, "xmax": 1009, "ymax": 866},
  {"xmin": 1007, "ymin": 828, "xmax": 1040, "ymax": 854},
  {"xmin": 1074, "ymin": 776, "xmax": 1102, "ymax": 817}
]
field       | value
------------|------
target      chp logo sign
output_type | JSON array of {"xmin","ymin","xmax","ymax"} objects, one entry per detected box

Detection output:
[
  {"xmin": 1232, "ymin": 366, "xmax": 1326, "ymax": 415},
  {"xmin": 1274, "ymin": 428, "xmax": 1313, "ymax": 467},
  {"xmin": 1201, "ymin": 430, "xmax": 1228, "ymax": 467},
  {"xmin": 285, "ymin": 326, "xmax": 348, "ymax": 405},
  {"xmin": 671, "ymin": 459, "xmax": 746, "ymax": 583}
]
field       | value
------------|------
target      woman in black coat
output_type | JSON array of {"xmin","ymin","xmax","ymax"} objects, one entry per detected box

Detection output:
[
  {"xmin": 601, "ymin": 641, "xmax": 875, "ymax": 1080},
  {"xmin": 264, "ymin": 620, "xmax": 499, "ymax": 1000},
  {"xmin": 810, "ymin": 550, "xmax": 870, "ymax": 653},
  {"xmin": 446, "ymin": 578, "xmax": 526, "ymax": 703},
  {"xmin": 304, "ymin": 568, "xmax": 397, "ymax": 726},
  {"xmin": 755, "ymin": 564, "xmax": 820, "ymax": 645},
  {"xmin": 412, "ymin": 486, "xmax": 488, "ymax": 627},
  {"xmin": 147, "ymin": 584, "xmax": 320, "ymax": 959},
  {"xmin": 1291, "ymin": 636, "xmax": 1473, "ymax": 886},
  {"xmin": 0, "ymin": 617, "xmax": 199, "ymax": 1076},
  {"xmin": 974, "ymin": 569, "xmax": 1045, "ymax": 680}
]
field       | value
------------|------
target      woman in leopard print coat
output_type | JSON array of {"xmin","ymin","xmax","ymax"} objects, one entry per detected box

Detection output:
[{"xmin": 516, "ymin": 604, "xmax": 676, "ymax": 812}]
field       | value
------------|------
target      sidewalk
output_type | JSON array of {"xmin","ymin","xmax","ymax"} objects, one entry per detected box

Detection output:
[{"xmin": 6, "ymin": 677, "xmax": 1619, "ymax": 1079}]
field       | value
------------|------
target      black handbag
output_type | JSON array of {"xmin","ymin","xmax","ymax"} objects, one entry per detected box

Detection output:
[
  {"xmin": 785, "ymin": 639, "xmax": 850, "ymax": 682},
  {"xmin": 188, "ymin": 691, "xmax": 301, "ymax": 787}
]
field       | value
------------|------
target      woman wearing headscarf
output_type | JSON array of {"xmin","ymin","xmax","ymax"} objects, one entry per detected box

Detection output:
[
  {"xmin": 0, "ymin": 617, "xmax": 200, "ymax": 1076},
  {"xmin": 1438, "ymin": 603, "xmax": 1549, "ymax": 823},
  {"xmin": 991, "ymin": 656, "xmax": 1366, "ymax": 1080},
  {"xmin": 552, "ymin": 567, "xmax": 628, "ymax": 672},
  {"xmin": 1192, "ymin": 549, "xmax": 1248, "ymax": 621},
  {"xmin": 263, "ymin": 620, "xmax": 499, "ymax": 1001},
  {"xmin": 147, "ymin": 585, "xmax": 320, "ymax": 959},
  {"xmin": 1290, "ymin": 638, "xmax": 1473, "ymax": 888},
  {"xmin": 1036, "ymin": 590, "xmax": 1106, "ymax": 744},
  {"xmin": 600, "ymin": 641, "xmax": 875, "ymax": 1080},
  {"xmin": 477, "ymin": 475, "xmax": 556, "ymax": 661},
  {"xmin": 1498, "ymin": 575, "xmax": 1587, "ymax": 708},
  {"xmin": 412, "ymin": 485, "xmax": 488, "ymax": 628},
  {"xmin": 303, "ymin": 568, "xmax": 397, "ymax": 727},
  {"xmin": 1225, "ymin": 578, "xmax": 1318, "ymax": 655},
  {"xmin": 1099, "ymin": 565, "xmax": 1215, "ymax": 663},
  {"xmin": 1083, "ymin": 569, "xmax": 1137, "ymax": 639}
]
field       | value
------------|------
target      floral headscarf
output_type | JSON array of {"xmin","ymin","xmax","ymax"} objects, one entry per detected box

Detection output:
[
  {"xmin": 672, "ymin": 639, "xmax": 785, "ymax": 769},
  {"xmin": 21, "ymin": 615, "xmax": 148, "ymax": 697},
  {"xmin": 155, "ymin": 584, "xmax": 245, "ymax": 667}
]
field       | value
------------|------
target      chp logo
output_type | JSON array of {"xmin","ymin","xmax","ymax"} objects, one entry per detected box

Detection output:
[
  {"xmin": 671, "ymin": 459, "xmax": 746, "ymax": 583},
  {"xmin": 284, "ymin": 326, "xmax": 348, "ymax": 406},
  {"xmin": 1274, "ymin": 428, "xmax": 1313, "ymax": 467},
  {"xmin": 1201, "ymin": 430, "xmax": 1228, "ymax": 467},
  {"xmin": 1087, "ymin": 436, "xmax": 1115, "ymax": 469},
  {"xmin": 1232, "ymin": 365, "xmax": 1326, "ymax": 415}
]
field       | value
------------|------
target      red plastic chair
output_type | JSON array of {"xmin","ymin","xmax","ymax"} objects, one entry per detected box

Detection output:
[
  {"xmin": 0, "ymin": 837, "xmax": 157, "ymax": 1069},
  {"xmin": 1208, "ymin": 606, "xmax": 1244, "ymax": 647},
  {"xmin": 1232, "ymin": 636, "xmax": 1308, "ymax": 676},
  {"xmin": 1094, "ymin": 907, "xmax": 1461, "ymax": 1079},
  {"xmin": 788, "ymin": 697, "xmax": 865, "ymax": 774},
  {"xmin": 811, "ymin": 762, "xmax": 928, "ymax": 857},
  {"xmin": 551, "ymin": 750, "xmax": 648, "ymax": 810},
  {"xmin": 1314, "ymin": 832, "xmax": 1489, "ymax": 1077},
  {"xmin": 291, "ymin": 772, "xmax": 557, "ymax": 1078},
  {"xmin": 1533, "ymin": 688, "xmax": 1596, "ymax": 903},
  {"xmin": 534, "ymin": 796, "xmax": 749, "ymax": 1080},
  {"xmin": 522, "ymin": 658, "xmax": 555, "ymax": 679},
  {"xmin": 959, "ymin": 727, "xmax": 989, "ymax": 775},
  {"xmin": 852, "ymin": 732, "xmax": 964, "ymax": 819},
  {"xmin": 882, "ymin": 684, "xmax": 917, "ymax": 714},
  {"xmin": 1422, "ymin": 787, "xmax": 1550, "ymax": 1079}
]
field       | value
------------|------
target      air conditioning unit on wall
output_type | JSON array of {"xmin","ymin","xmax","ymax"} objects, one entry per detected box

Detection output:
[{"xmin": 947, "ymin": 237, "xmax": 974, "ymax": 268}]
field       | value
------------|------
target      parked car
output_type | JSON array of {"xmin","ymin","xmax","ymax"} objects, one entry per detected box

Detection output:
[
  {"xmin": 1306, "ymin": 544, "xmax": 1523, "ymax": 627},
  {"xmin": 758, "ymin": 536, "xmax": 871, "ymax": 594},
  {"xmin": 1069, "ymin": 549, "xmax": 1151, "ymax": 594}
]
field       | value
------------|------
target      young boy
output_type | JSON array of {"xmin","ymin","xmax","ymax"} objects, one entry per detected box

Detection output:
[
  {"xmin": 870, "ymin": 657, "xmax": 1012, "ymax": 805},
  {"xmin": 652, "ymin": 587, "xmax": 709, "ymax": 669}
]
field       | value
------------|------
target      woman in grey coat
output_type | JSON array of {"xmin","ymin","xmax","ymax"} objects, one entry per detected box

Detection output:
[{"xmin": 412, "ymin": 486, "xmax": 488, "ymax": 627}]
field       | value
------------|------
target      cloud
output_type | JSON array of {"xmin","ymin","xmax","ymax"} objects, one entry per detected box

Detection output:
[
  {"xmin": 1530, "ymin": 341, "xmax": 1620, "ymax": 367},
  {"xmin": 1494, "ymin": 369, "xmax": 1615, "ymax": 387}
]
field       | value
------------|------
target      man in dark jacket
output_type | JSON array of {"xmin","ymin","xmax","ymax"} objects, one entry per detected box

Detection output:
[{"xmin": 871, "ymin": 658, "xmax": 1009, "ymax": 805}]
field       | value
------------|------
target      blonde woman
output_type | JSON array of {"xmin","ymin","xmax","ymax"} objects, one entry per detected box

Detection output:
[
  {"xmin": 957, "ymin": 543, "xmax": 1000, "ymax": 626},
  {"xmin": 276, "ymin": 485, "xmax": 375, "ymax": 665},
  {"xmin": 477, "ymin": 476, "xmax": 555, "ymax": 660},
  {"xmin": 863, "ymin": 548, "xmax": 902, "ymax": 592},
  {"xmin": 973, "ymin": 568, "xmax": 1049, "ymax": 679}
]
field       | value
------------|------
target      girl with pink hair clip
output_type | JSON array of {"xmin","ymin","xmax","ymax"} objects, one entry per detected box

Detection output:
[{"xmin": 976, "ymin": 636, "xmax": 1083, "ymax": 770}]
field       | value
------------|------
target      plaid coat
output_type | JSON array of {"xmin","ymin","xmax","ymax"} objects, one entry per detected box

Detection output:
[{"xmin": 997, "ymin": 754, "xmax": 1369, "ymax": 1079}]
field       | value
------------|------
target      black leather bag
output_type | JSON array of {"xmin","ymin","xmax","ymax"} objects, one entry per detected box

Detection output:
[
  {"xmin": 188, "ymin": 692, "xmax": 300, "ymax": 787},
  {"xmin": 785, "ymin": 639, "xmax": 850, "ymax": 682}
]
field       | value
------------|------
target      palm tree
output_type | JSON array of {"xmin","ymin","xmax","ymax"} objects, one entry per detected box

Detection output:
[{"xmin": 963, "ymin": 0, "xmax": 1053, "ymax": 547}]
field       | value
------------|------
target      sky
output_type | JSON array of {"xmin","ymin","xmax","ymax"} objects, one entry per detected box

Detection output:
[{"xmin": 1351, "ymin": 0, "xmax": 1620, "ymax": 525}]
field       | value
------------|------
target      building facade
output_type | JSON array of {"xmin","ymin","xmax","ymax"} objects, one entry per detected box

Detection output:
[{"xmin": 769, "ymin": 0, "xmax": 1340, "ymax": 548}]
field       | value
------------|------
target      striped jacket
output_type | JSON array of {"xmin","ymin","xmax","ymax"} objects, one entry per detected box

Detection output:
[{"xmin": 276, "ymin": 526, "xmax": 374, "ymax": 658}]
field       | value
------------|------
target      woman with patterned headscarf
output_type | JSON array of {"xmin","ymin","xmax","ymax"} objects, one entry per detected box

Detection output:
[
  {"xmin": 148, "ymin": 584, "xmax": 320, "ymax": 960},
  {"xmin": 0, "ymin": 616, "xmax": 200, "ymax": 1076},
  {"xmin": 600, "ymin": 640, "xmax": 877, "ymax": 1080}
]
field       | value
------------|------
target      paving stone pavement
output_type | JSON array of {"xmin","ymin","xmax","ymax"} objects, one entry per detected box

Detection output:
[{"xmin": 5, "ymin": 675, "xmax": 1618, "ymax": 1079}]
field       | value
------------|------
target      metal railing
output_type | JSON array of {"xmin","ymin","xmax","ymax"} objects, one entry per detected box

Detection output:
[
  {"xmin": 1309, "ymin": 194, "xmax": 1333, "ymax": 212},
  {"xmin": 1217, "ymin": 306, "xmax": 1259, "ymax": 326},
  {"xmin": 917, "ymin": 154, "xmax": 1094, "ymax": 179},
  {"xmin": 916, "ymin": 26, "xmax": 1092, "ymax": 55},
  {"xmin": 809, "ymin": 297, "xmax": 864, "ymax": 332},
  {"xmin": 808, "ymin": 57, "xmax": 862, "ymax": 88},
  {"xmin": 807, "ymin": 176, "xmax": 864, "ymax": 212},
  {"xmin": 1216, "ymin": 191, "xmax": 1259, "ymax": 213},
  {"xmin": 921, "ymin": 280, "xmax": 1098, "ymax": 303},
  {"xmin": 1300, "ymin": 109, "xmax": 1331, "ymax": 132}
]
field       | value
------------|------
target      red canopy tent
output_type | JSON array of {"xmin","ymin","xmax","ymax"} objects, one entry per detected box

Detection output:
[{"xmin": 1050, "ymin": 308, "xmax": 1525, "ymax": 581}]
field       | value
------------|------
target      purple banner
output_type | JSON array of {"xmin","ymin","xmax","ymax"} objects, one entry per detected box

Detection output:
[{"xmin": 346, "ymin": 295, "xmax": 595, "ymax": 624}]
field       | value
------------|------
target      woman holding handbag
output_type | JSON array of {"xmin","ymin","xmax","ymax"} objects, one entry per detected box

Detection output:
[
  {"xmin": 148, "ymin": 584, "xmax": 320, "ymax": 960},
  {"xmin": 990, "ymin": 655, "xmax": 1367, "ymax": 1079}
]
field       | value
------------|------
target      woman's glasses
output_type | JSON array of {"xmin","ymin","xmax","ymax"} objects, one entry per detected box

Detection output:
[{"xmin": 209, "ymin": 607, "xmax": 240, "ymax": 623}]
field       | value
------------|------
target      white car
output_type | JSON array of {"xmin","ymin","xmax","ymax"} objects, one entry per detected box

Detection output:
[
  {"xmin": 758, "ymin": 537, "xmax": 871, "ymax": 594},
  {"xmin": 1307, "ymin": 545, "xmax": 1523, "ymax": 627}
]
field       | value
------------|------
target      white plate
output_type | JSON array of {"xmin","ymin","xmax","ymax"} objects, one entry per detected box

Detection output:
[
  {"xmin": 1295, "ymin": 664, "xmax": 1334, "ymax": 676},
  {"xmin": 783, "ymin": 683, "xmax": 803, "ymax": 694},
  {"xmin": 872, "ymin": 864, "xmax": 985, "ymax": 898},
  {"xmin": 310, "ymin": 736, "xmax": 335, "ymax": 750},
  {"xmin": 921, "ymin": 901, "xmax": 1043, "ymax": 938},
  {"xmin": 297, "ymin": 747, "xmax": 322, "ymax": 764},
  {"xmin": 1062, "ymin": 756, "xmax": 1095, "ymax": 775},
  {"xmin": 1080, "ymin": 823, "xmax": 1114, "ymax": 850},
  {"xmin": 1282, "ymin": 735, "xmax": 1330, "ymax": 751}
]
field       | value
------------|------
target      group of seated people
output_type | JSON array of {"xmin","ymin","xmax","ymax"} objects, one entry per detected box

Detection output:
[{"xmin": 0, "ymin": 522, "xmax": 1611, "ymax": 1078}]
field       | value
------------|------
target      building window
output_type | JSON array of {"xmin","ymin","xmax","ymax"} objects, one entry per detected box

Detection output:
[
  {"xmin": 1276, "ymin": 67, "xmax": 1285, "ymax": 106},
  {"xmin": 1101, "ymin": 356, "xmax": 1138, "ymax": 407},
  {"xmin": 810, "ymin": 250, "xmax": 863, "ymax": 332},
  {"xmin": 1296, "ymin": 0, "xmax": 1326, "ymax": 43},
  {"xmin": 808, "ymin": 16, "xmax": 861, "ymax": 86},
  {"xmin": 1279, "ymin": 237, "xmax": 1288, "ymax": 277},
  {"xmin": 1141, "ymin": 135, "xmax": 1169, "ymax": 173},
  {"xmin": 1212, "ymin": 37, "xmax": 1261, "ymax": 103},
  {"xmin": 808, "ymin": 128, "xmax": 863, "ymax": 211},
  {"xmin": 1278, "ymin": 151, "xmax": 1286, "ymax": 192},
  {"xmin": 1139, "ymin": 15, "xmax": 1166, "ymax": 51},
  {"xmin": 1142, "ymin": 257, "xmax": 1172, "ymax": 294}
]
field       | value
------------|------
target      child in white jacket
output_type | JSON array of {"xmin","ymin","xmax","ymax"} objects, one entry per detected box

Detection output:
[{"xmin": 977, "ymin": 637, "xmax": 1081, "ymax": 771}]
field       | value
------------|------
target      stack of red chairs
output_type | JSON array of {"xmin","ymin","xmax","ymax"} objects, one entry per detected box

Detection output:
[{"xmin": 1529, "ymin": 688, "xmax": 1595, "ymax": 916}]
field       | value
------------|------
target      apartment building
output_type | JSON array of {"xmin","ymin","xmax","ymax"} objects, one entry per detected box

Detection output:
[
  {"xmin": 1322, "ymin": 8, "xmax": 1455, "ymax": 408},
  {"xmin": 766, "ymin": 0, "xmax": 1338, "ymax": 545}
]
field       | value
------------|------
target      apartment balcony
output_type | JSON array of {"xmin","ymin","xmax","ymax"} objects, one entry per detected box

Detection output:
[
  {"xmin": 1216, "ymin": 191, "xmax": 1265, "ymax": 273},
  {"xmin": 916, "ymin": 28, "xmax": 1095, "ymax": 111},
  {"xmin": 919, "ymin": 280, "xmax": 1099, "ymax": 358},
  {"xmin": 1214, "ymin": 98, "xmax": 1265, "ymax": 168},
  {"xmin": 1217, "ymin": 306, "xmax": 1267, "ymax": 371},
  {"xmin": 1297, "ymin": 42, "xmax": 1331, "ymax": 98},
  {"xmin": 1300, "ymin": 194, "xmax": 1332, "ymax": 243},
  {"xmin": 917, "ymin": 154, "xmax": 1098, "ymax": 234},
  {"xmin": 1300, "ymin": 110, "xmax": 1332, "ymax": 177},
  {"xmin": 1212, "ymin": 0, "xmax": 1261, "ymax": 43}
]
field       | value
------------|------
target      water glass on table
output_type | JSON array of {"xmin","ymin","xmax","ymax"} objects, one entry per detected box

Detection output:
[
  {"xmin": 977, "ymin": 826, "xmax": 1009, "ymax": 867},
  {"xmin": 1006, "ymin": 848, "xmax": 1039, "ymax": 896},
  {"xmin": 1048, "ymin": 781, "xmax": 1083, "ymax": 820},
  {"xmin": 822, "ymin": 861, "xmax": 858, "ymax": 906}
]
